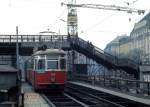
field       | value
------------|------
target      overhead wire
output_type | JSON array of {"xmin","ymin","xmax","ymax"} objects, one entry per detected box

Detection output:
[
  {"xmin": 80, "ymin": 11, "xmax": 118, "ymax": 35},
  {"xmin": 49, "ymin": 8, "xmax": 66, "ymax": 30},
  {"xmin": 123, "ymin": 0, "xmax": 139, "ymax": 6},
  {"xmin": 79, "ymin": 0, "xmax": 144, "ymax": 35},
  {"xmin": 124, "ymin": 0, "xmax": 147, "ymax": 22}
]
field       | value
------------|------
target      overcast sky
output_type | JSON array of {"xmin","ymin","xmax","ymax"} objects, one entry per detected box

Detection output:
[{"xmin": 0, "ymin": 0, "xmax": 149, "ymax": 49}]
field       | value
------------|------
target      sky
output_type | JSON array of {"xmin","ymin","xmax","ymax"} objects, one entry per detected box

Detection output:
[{"xmin": 0, "ymin": 0, "xmax": 149, "ymax": 49}]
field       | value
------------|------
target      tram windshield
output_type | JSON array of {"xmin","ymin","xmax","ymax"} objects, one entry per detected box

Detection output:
[{"xmin": 47, "ymin": 60, "xmax": 58, "ymax": 69}]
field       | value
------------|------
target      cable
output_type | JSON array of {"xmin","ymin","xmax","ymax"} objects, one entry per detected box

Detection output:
[
  {"xmin": 123, "ymin": 0, "xmax": 139, "ymax": 6},
  {"xmin": 49, "ymin": 8, "xmax": 66, "ymax": 30},
  {"xmin": 80, "ymin": 11, "xmax": 118, "ymax": 35}
]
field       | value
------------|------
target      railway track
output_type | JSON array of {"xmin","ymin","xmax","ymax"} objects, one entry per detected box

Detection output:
[
  {"xmin": 66, "ymin": 83, "xmax": 150, "ymax": 107},
  {"xmin": 65, "ymin": 86, "xmax": 124, "ymax": 107},
  {"xmin": 42, "ymin": 87, "xmax": 129, "ymax": 107},
  {"xmin": 42, "ymin": 92, "xmax": 88, "ymax": 107},
  {"xmin": 41, "ymin": 83, "xmax": 150, "ymax": 107}
]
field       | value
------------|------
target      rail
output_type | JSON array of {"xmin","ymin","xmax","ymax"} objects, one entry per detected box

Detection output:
[
  {"xmin": 66, "ymin": 85, "xmax": 125, "ymax": 107},
  {"xmin": 67, "ymin": 82, "xmax": 150, "ymax": 107},
  {"xmin": 43, "ymin": 93, "xmax": 87, "ymax": 107},
  {"xmin": 73, "ymin": 74, "xmax": 150, "ymax": 96}
]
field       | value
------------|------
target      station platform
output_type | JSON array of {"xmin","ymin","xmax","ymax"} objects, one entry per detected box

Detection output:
[
  {"xmin": 69, "ymin": 81, "xmax": 150, "ymax": 106},
  {"xmin": 21, "ymin": 82, "xmax": 49, "ymax": 107}
]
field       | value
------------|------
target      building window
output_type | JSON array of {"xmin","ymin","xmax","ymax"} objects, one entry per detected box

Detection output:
[{"xmin": 143, "ymin": 74, "xmax": 150, "ymax": 82}]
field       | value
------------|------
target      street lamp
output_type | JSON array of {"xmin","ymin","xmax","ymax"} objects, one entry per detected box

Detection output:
[{"xmin": 16, "ymin": 26, "xmax": 19, "ymax": 69}]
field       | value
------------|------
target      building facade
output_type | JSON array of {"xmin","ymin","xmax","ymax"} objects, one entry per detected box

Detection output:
[
  {"xmin": 104, "ymin": 36, "xmax": 128, "ymax": 57},
  {"xmin": 104, "ymin": 35, "xmax": 130, "ymax": 58},
  {"xmin": 130, "ymin": 18, "xmax": 150, "ymax": 64},
  {"xmin": 105, "ymin": 12, "xmax": 150, "ymax": 81},
  {"xmin": 105, "ymin": 13, "xmax": 150, "ymax": 65}
]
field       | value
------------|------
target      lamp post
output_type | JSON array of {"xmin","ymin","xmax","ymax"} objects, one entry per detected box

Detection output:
[{"xmin": 16, "ymin": 26, "xmax": 19, "ymax": 69}]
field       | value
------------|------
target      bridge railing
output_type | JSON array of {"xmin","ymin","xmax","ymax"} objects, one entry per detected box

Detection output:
[
  {"xmin": 0, "ymin": 35, "xmax": 68, "ymax": 43},
  {"xmin": 69, "ymin": 36, "xmax": 138, "ymax": 70},
  {"xmin": 73, "ymin": 74, "xmax": 150, "ymax": 96},
  {"xmin": 94, "ymin": 46, "xmax": 117, "ymax": 65},
  {"xmin": 118, "ymin": 58, "xmax": 139, "ymax": 70},
  {"xmin": 69, "ymin": 36, "xmax": 117, "ymax": 64},
  {"xmin": 0, "ymin": 56, "xmax": 16, "ymax": 67}
]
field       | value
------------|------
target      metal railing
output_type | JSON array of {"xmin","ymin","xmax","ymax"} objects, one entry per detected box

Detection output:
[
  {"xmin": 70, "ymin": 36, "xmax": 139, "ymax": 71},
  {"xmin": 0, "ymin": 35, "xmax": 68, "ymax": 43},
  {"xmin": 118, "ymin": 58, "xmax": 139, "ymax": 70},
  {"xmin": 73, "ymin": 74, "xmax": 150, "ymax": 96},
  {"xmin": 0, "ymin": 56, "xmax": 16, "ymax": 67}
]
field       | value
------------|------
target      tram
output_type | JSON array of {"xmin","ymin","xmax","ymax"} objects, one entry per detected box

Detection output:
[{"xmin": 26, "ymin": 48, "xmax": 67, "ymax": 91}]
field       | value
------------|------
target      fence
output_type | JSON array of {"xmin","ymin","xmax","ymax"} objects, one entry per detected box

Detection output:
[
  {"xmin": 0, "ymin": 35, "xmax": 68, "ymax": 43},
  {"xmin": 73, "ymin": 74, "xmax": 150, "ymax": 96}
]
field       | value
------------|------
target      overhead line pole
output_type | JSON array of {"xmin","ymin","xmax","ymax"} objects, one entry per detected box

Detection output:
[{"xmin": 16, "ymin": 26, "xmax": 19, "ymax": 69}]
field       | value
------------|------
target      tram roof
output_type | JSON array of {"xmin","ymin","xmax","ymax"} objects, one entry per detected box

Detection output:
[{"xmin": 33, "ymin": 49, "xmax": 65, "ymax": 56}]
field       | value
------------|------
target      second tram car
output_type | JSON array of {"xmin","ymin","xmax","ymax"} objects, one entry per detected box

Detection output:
[{"xmin": 26, "ymin": 49, "xmax": 67, "ymax": 91}]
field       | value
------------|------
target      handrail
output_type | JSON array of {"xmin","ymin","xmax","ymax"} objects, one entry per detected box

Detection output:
[
  {"xmin": 73, "ymin": 74, "xmax": 150, "ymax": 96},
  {"xmin": 0, "ymin": 35, "xmax": 68, "ymax": 43},
  {"xmin": 70, "ymin": 36, "xmax": 139, "ymax": 70}
]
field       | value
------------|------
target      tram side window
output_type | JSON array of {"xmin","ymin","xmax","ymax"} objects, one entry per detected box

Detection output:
[
  {"xmin": 60, "ymin": 59, "xmax": 66, "ymax": 69},
  {"xmin": 38, "ymin": 59, "xmax": 45, "ymax": 70},
  {"xmin": 47, "ymin": 60, "xmax": 58, "ymax": 69}
]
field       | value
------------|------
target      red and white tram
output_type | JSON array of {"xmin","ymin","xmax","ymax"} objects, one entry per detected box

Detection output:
[{"xmin": 26, "ymin": 49, "xmax": 67, "ymax": 91}]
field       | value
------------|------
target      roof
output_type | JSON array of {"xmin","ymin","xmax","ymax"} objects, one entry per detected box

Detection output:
[
  {"xmin": 0, "ymin": 65, "xmax": 18, "ymax": 72},
  {"xmin": 33, "ymin": 49, "xmax": 66, "ymax": 56},
  {"xmin": 105, "ymin": 35, "xmax": 128, "ymax": 48},
  {"xmin": 139, "ymin": 12, "xmax": 150, "ymax": 23},
  {"xmin": 109, "ymin": 35, "xmax": 128, "ymax": 44},
  {"xmin": 131, "ymin": 12, "xmax": 150, "ymax": 32},
  {"xmin": 119, "ymin": 36, "xmax": 130, "ymax": 44}
]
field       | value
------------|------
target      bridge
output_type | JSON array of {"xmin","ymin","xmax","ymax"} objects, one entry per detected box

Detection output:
[
  {"xmin": 0, "ymin": 34, "xmax": 149, "ymax": 107},
  {"xmin": 0, "ymin": 34, "xmax": 138, "ymax": 74}
]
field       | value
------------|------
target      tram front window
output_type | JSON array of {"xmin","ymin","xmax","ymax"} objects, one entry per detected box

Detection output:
[
  {"xmin": 47, "ymin": 60, "xmax": 58, "ymax": 69},
  {"xmin": 38, "ymin": 59, "xmax": 45, "ymax": 70}
]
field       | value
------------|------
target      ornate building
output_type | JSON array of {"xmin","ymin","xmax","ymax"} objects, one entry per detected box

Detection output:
[{"xmin": 105, "ymin": 12, "xmax": 150, "ymax": 81}]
